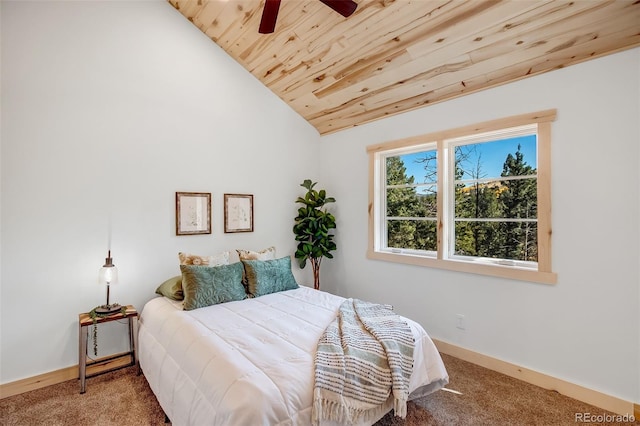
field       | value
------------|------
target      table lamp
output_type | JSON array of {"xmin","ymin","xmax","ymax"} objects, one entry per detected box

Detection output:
[{"xmin": 95, "ymin": 250, "xmax": 121, "ymax": 314}]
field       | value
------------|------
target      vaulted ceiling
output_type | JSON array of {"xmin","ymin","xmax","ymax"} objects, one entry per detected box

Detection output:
[{"xmin": 168, "ymin": 0, "xmax": 640, "ymax": 135}]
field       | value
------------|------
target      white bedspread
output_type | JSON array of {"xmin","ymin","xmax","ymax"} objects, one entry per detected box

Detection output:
[{"xmin": 138, "ymin": 286, "xmax": 448, "ymax": 426}]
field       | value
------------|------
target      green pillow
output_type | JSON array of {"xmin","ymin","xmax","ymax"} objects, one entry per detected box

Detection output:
[
  {"xmin": 180, "ymin": 262, "xmax": 247, "ymax": 311},
  {"xmin": 155, "ymin": 276, "xmax": 184, "ymax": 301},
  {"xmin": 242, "ymin": 256, "xmax": 299, "ymax": 298}
]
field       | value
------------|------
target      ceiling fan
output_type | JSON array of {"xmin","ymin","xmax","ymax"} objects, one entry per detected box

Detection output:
[{"xmin": 259, "ymin": 0, "xmax": 358, "ymax": 34}]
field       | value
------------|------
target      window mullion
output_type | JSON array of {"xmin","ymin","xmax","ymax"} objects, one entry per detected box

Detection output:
[
  {"xmin": 437, "ymin": 139, "xmax": 445, "ymax": 260},
  {"xmin": 447, "ymin": 137, "xmax": 458, "ymax": 261},
  {"xmin": 455, "ymin": 174, "xmax": 537, "ymax": 185},
  {"xmin": 455, "ymin": 218, "xmax": 537, "ymax": 223}
]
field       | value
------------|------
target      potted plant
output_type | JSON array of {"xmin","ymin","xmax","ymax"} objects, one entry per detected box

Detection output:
[{"xmin": 293, "ymin": 179, "xmax": 337, "ymax": 290}]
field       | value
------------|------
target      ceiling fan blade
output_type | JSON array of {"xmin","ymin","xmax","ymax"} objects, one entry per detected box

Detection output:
[
  {"xmin": 319, "ymin": 0, "xmax": 357, "ymax": 17},
  {"xmin": 259, "ymin": 0, "xmax": 282, "ymax": 34}
]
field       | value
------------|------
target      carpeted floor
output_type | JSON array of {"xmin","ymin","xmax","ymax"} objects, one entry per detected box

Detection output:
[{"xmin": 1, "ymin": 353, "xmax": 636, "ymax": 425}]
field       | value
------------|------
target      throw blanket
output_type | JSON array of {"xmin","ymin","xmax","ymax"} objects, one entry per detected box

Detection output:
[{"xmin": 312, "ymin": 299, "xmax": 415, "ymax": 425}]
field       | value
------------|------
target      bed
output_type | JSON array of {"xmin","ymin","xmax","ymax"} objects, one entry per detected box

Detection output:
[{"xmin": 138, "ymin": 285, "xmax": 448, "ymax": 425}]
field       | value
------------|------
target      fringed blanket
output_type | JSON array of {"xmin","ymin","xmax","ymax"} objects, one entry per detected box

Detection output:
[{"xmin": 312, "ymin": 299, "xmax": 415, "ymax": 425}]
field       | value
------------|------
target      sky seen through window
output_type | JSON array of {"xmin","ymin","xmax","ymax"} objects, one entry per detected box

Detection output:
[{"xmin": 399, "ymin": 135, "xmax": 537, "ymax": 185}]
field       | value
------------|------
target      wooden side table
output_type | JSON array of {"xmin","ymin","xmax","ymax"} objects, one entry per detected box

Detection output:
[{"xmin": 78, "ymin": 305, "xmax": 139, "ymax": 394}]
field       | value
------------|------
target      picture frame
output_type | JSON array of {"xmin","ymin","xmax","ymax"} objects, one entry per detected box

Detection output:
[
  {"xmin": 224, "ymin": 194, "xmax": 254, "ymax": 233},
  {"xmin": 175, "ymin": 192, "xmax": 211, "ymax": 235}
]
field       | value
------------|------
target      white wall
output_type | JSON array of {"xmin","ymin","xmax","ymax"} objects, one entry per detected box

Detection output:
[
  {"xmin": 2, "ymin": 0, "xmax": 638, "ymax": 407},
  {"xmin": 0, "ymin": 0, "xmax": 320, "ymax": 383},
  {"xmin": 320, "ymin": 49, "xmax": 640, "ymax": 404}
]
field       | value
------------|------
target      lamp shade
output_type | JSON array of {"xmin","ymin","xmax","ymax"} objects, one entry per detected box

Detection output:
[{"xmin": 98, "ymin": 250, "xmax": 118, "ymax": 286}]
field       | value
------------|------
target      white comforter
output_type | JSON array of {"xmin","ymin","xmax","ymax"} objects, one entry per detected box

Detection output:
[{"xmin": 138, "ymin": 286, "xmax": 448, "ymax": 426}]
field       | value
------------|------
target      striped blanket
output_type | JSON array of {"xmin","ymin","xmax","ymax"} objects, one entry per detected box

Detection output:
[{"xmin": 312, "ymin": 299, "xmax": 415, "ymax": 425}]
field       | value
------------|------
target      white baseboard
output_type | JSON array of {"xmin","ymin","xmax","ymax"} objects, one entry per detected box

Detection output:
[{"xmin": 433, "ymin": 338, "xmax": 637, "ymax": 417}]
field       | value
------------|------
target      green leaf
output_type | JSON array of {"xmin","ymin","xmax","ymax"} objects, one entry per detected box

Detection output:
[{"xmin": 293, "ymin": 179, "xmax": 337, "ymax": 269}]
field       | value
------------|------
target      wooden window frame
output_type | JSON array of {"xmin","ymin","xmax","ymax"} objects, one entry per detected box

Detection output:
[{"xmin": 367, "ymin": 110, "xmax": 557, "ymax": 285}]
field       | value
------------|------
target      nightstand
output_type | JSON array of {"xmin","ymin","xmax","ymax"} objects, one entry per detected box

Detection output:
[{"xmin": 78, "ymin": 305, "xmax": 139, "ymax": 394}]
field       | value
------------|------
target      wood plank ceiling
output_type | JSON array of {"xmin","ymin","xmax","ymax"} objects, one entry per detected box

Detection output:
[{"xmin": 169, "ymin": 0, "xmax": 640, "ymax": 135}]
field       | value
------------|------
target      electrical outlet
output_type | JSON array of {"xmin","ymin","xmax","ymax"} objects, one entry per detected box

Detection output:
[{"xmin": 456, "ymin": 314, "xmax": 466, "ymax": 330}]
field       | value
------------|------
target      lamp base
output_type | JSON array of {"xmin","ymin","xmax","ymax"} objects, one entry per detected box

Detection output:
[{"xmin": 94, "ymin": 303, "xmax": 122, "ymax": 315}]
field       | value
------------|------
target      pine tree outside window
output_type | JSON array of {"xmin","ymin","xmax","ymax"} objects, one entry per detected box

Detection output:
[
  {"xmin": 368, "ymin": 110, "xmax": 557, "ymax": 284},
  {"xmin": 385, "ymin": 146, "xmax": 438, "ymax": 254}
]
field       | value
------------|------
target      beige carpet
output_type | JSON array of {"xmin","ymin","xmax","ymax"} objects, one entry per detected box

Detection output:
[{"xmin": 1, "ymin": 353, "xmax": 636, "ymax": 425}]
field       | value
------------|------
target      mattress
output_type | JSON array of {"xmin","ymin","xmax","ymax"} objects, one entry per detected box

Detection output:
[{"xmin": 138, "ymin": 286, "xmax": 448, "ymax": 425}]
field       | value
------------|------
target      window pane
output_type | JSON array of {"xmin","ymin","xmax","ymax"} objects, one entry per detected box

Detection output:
[
  {"xmin": 418, "ymin": 185, "xmax": 438, "ymax": 217},
  {"xmin": 455, "ymin": 135, "xmax": 537, "ymax": 181},
  {"xmin": 387, "ymin": 187, "xmax": 420, "ymax": 217},
  {"xmin": 455, "ymin": 178, "xmax": 537, "ymax": 219},
  {"xmin": 455, "ymin": 183, "xmax": 503, "ymax": 219},
  {"xmin": 387, "ymin": 150, "xmax": 437, "ymax": 186},
  {"xmin": 387, "ymin": 185, "xmax": 437, "ymax": 218},
  {"xmin": 498, "ymin": 177, "xmax": 537, "ymax": 219},
  {"xmin": 454, "ymin": 221, "xmax": 538, "ymax": 262},
  {"xmin": 387, "ymin": 219, "xmax": 437, "ymax": 251}
]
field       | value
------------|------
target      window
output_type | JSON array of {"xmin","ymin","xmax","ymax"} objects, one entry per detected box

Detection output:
[{"xmin": 368, "ymin": 110, "xmax": 557, "ymax": 284}]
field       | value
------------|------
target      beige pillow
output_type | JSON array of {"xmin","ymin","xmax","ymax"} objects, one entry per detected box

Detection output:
[
  {"xmin": 178, "ymin": 251, "xmax": 230, "ymax": 266},
  {"xmin": 236, "ymin": 246, "xmax": 276, "ymax": 261},
  {"xmin": 236, "ymin": 247, "xmax": 276, "ymax": 292}
]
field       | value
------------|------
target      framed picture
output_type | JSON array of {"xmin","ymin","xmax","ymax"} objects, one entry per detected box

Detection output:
[
  {"xmin": 224, "ymin": 194, "xmax": 254, "ymax": 233},
  {"xmin": 175, "ymin": 192, "xmax": 211, "ymax": 235}
]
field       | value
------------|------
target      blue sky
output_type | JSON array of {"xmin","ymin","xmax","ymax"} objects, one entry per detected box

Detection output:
[{"xmin": 400, "ymin": 135, "xmax": 537, "ymax": 184}]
